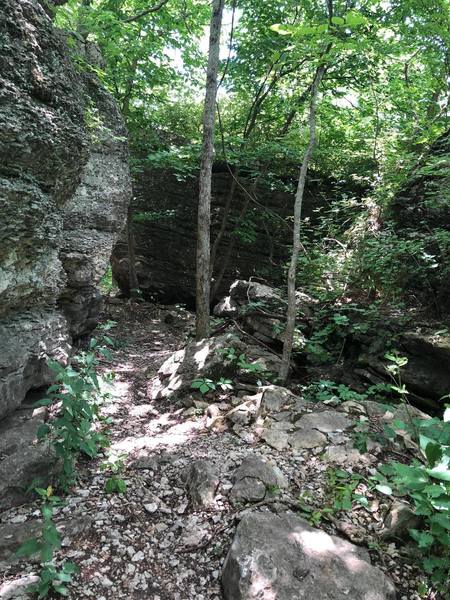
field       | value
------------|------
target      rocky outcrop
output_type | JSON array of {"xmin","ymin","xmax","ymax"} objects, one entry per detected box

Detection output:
[
  {"xmin": 214, "ymin": 279, "xmax": 313, "ymax": 346},
  {"xmin": 148, "ymin": 332, "xmax": 282, "ymax": 402},
  {"xmin": 0, "ymin": 405, "xmax": 57, "ymax": 512},
  {"xmin": 0, "ymin": 0, "xmax": 131, "ymax": 421},
  {"xmin": 222, "ymin": 512, "xmax": 396, "ymax": 600},
  {"xmin": 392, "ymin": 129, "xmax": 450, "ymax": 231},
  {"xmin": 391, "ymin": 129, "xmax": 450, "ymax": 312},
  {"xmin": 111, "ymin": 169, "xmax": 330, "ymax": 305},
  {"xmin": 355, "ymin": 327, "xmax": 450, "ymax": 408}
]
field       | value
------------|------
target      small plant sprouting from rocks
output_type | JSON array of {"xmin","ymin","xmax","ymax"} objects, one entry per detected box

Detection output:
[
  {"xmin": 16, "ymin": 322, "xmax": 117, "ymax": 597},
  {"xmin": 348, "ymin": 353, "xmax": 450, "ymax": 592},
  {"xmin": 36, "ymin": 323, "xmax": 116, "ymax": 491},
  {"xmin": 16, "ymin": 487, "xmax": 78, "ymax": 598},
  {"xmin": 101, "ymin": 452, "xmax": 128, "ymax": 494}
]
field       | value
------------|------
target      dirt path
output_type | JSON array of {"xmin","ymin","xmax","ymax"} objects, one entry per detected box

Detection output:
[{"xmin": 0, "ymin": 299, "xmax": 435, "ymax": 600}]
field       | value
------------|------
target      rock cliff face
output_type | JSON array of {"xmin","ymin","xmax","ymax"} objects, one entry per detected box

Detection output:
[
  {"xmin": 111, "ymin": 169, "xmax": 327, "ymax": 305},
  {"xmin": 391, "ymin": 129, "xmax": 450, "ymax": 313},
  {"xmin": 0, "ymin": 0, "xmax": 131, "ymax": 420}
]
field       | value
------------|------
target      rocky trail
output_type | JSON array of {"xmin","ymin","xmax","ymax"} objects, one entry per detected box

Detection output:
[{"xmin": 0, "ymin": 298, "xmax": 439, "ymax": 600}]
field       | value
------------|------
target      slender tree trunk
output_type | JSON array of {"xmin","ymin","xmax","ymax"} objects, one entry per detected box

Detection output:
[
  {"xmin": 196, "ymin": 0, "xmax": 225, "ymax": 340},
  {"xmin": 121, "ymin": 56, "xmax": 139, "ymax": 120},
  {"xmin": 127, "ymin": 206, "xmax": 139, "ymax": 298},
  {"xmin": 279, "ymin": 64, "xmax": 326, "ymax": 382}
]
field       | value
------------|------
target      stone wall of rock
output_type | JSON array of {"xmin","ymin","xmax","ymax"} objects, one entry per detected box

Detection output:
[
  {"xmin": 111, "ymin": 168, "xmax": 327, "ymax": 305},
  {"xmin": 0, "ymin": 0, "xmax": 131, "ymax": 420},
  {"xmin": 391, "ymin": 129, "xmax": 450, "ymax": 312}
]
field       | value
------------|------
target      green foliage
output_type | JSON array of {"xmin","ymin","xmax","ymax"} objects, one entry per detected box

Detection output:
[
  {"xmin": 99, "ymin": 265, "xmax": 117, "ymax": 295},
  {"xmin": 191, "ymin": 377, "xmax": 233, "ymax": 395},
  {"xmin": 348, "ymin": 353, "xmax": 450, "ymax": 591},
  {"xmin": 101, "ymin": 452, "xmax": 127, "ymax": 494},
  {"xmin": 216, "ymin": 346, "xmax": 266, "ymax": 374},
  {"xmin": 133, "ymin": 209, "xmax": 176, "ymax": 223},
  {"xmin": 301, "ymin": 379, "xmax": 391, "ymax": 406},
  {"xmin": 36, "ymin": 328, "xmax": 115, "ymax": 491},
  {"xmin": 298, "ymin": 469, "xmax": 367, "ymax": 525},
  {"xmin": 375, "ymin": 413, "xmax": 450, "ymax": 591},
  {"xmin": 16, "ymin": 487, "xmax": 78, "ymax": 598},
  {"xmin": 18, "ymin": 322, "xmax": 117, "ymax": 596}
]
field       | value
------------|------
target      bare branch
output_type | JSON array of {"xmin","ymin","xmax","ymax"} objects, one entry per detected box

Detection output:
[{"xmin": 122, "ymin": 0, "xmax": 170, "ymax": 23}]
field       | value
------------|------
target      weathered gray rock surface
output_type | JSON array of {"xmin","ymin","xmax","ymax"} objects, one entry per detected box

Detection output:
[
  {"xmin": 0, "ymin": 407, "xmax": 57, "ymax": 511},
  {"xmin": 149, "ymin": 333, "xmax": 282, "ymax": 401},
  {"xmin": 185, "ymin": 460, "xmax": 219, "ymax": 508},
  {"xmin": 222, "ymin": 512, "xmax": 396, "ymax": 600},
  {"xmin": 230, "ymin": 456, "xmax": 287, "ymax": 505},
  {"xmin": 0, "ymin": 0, "xmax": 131, "ymax": 421},
  {"xmin": 214, "ymin": 280, "xmax": 313, "ymax": 346}
]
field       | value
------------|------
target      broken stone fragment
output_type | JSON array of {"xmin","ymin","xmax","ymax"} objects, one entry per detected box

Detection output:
[
  {"xmin": 229, "ymin": 455, "xmax": 287, "ymax": 505},
  {"xmin": 185, "ymin": 460, "xmax": 219, "ymax": 508},
  {"xmin": 381, "ymin": 500, "xmax": 421, "ymax": 542},
  {"xmin": 261, "ymin": 428, "xmax": 290, "ymax": 451},
  {"xmin": 289, "ymin": 428, "xmax": 327, "ymax": 450},
  {"xmin": 294, "ymin": 410, "xmax": 353, "ymax": 433}
]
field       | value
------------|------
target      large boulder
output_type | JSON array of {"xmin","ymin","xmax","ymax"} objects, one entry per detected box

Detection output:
[
  {"xmin": 149, "ymin": 333, "xmax": 282, "ymax": 401},
  {"xmin": 0, "ymin": 0, "xmax": 131, "ymax": 420},
  {"xmin": 357, "ymin": 328, "xmax": 450, "ymax": 406},
  {"xmin": 222, "ymin": 512, "xmax": 396, "ymax": 600},
  {"xmin": 214, "ymin": 280, "xmax": 313, "ymax": 346}
]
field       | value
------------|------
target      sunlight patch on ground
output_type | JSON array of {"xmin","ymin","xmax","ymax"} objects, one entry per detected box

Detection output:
[{"xmin": 111, "ymin": 418, "xmax": 203, "ymax": 453}]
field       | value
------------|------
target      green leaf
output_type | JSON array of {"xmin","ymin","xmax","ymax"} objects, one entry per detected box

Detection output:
[
  {"xmin": 355, "ymin": 494, "xmax": 369, "ymax": 507},
  {"xmin": 375, "ymin": 484, "xmax": 393, "ymax": 496},
  {"xmin": 63, "ymin": 562, "xmax": 79, "ymax": 574},
  {"xmin": 331, "ymin": 16, "xmax": 345, "ymax": 26},
  {"xmin": 43, "ymin": 524, "xmax": 61, "ymax": 547},
  {"xmin": 270, "ymin": 23, "xmax": 294, "ymax": 36},
  {"xmin": 116, "ymin": 478, "xmax": 127, "ymax": 493},
  {"xmin": 16, "ymin": 538, "xmax": 41, "ymax": 557},
  {"xmin": 430, "ymin": 513, "xmax": 450, "ymax": 530},
  {"xmin": 42, "ymin": 504, "xmax": 53, "ymax": 521},
  {"xmin": 345, "ymin": 11, "xmax": 367, "ymax": 26},
  {"xmin": 53, "ymin": 584, "xmax": 69, "ymax": 595},
  {"xmin": 424, "ymin": 440, "xmax": 443, "ymax": 467},
  {"xmin": 37, "ymin": 423, "xmax": 51, "ymax": 440},
  {"xmin": 41, "ymin": 543, "xmax": 53, "ymax": 563},
  {"xmin": 427, "ymin": 458, "xmax": 450, "ymax": 482},
  {"xmin": 423, "ymin": 484, "xmax": 447, "ymax": 497},
  {"xmin": 410, "ymin": 529, "xmax": 434, "ymax": 548}
]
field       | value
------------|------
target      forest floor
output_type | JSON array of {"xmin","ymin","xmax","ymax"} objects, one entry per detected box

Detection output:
[{"xmin": 0, "ymin": 299, "xmax": 441, "ymax": 600}]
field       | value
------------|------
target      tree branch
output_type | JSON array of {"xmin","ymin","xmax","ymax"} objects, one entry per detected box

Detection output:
[{"xmin": 122, "ymin": 0, "xmax": 170, "ymax": 23}]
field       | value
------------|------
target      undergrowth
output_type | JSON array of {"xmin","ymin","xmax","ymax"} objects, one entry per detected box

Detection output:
[{"xmin": 16, "ymin": 321, "xmax": 118, "ymax": 598}]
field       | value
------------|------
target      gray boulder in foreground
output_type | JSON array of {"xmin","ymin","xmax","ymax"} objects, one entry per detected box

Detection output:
[{"xmin": 222, "ymin": 512, "xmax": 396, "ymax": 600}]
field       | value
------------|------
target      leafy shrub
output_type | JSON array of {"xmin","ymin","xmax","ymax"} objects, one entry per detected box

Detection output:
[
  {"xmin": 375, "ymin": 412, "xmax": 450, "ymax": 591},
  {"xmin": 17, "ymin": 322, "xmax": 117, "ymax": 597},
  {"xmin": 16, "ymin": 487, "xmax": 78, "ymax": 598}
]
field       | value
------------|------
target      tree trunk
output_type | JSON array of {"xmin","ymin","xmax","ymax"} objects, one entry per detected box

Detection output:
[
  {"xmin": 196, "ymin": 0, "xmax": 225, "ymax": 340},
  {"xmin": 126, "ymin": 206, "xmax": 140, "ymax": 298},
  {"xmin": 279, "ymin": 64, "xmax": 326, "ymax": 382}
]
